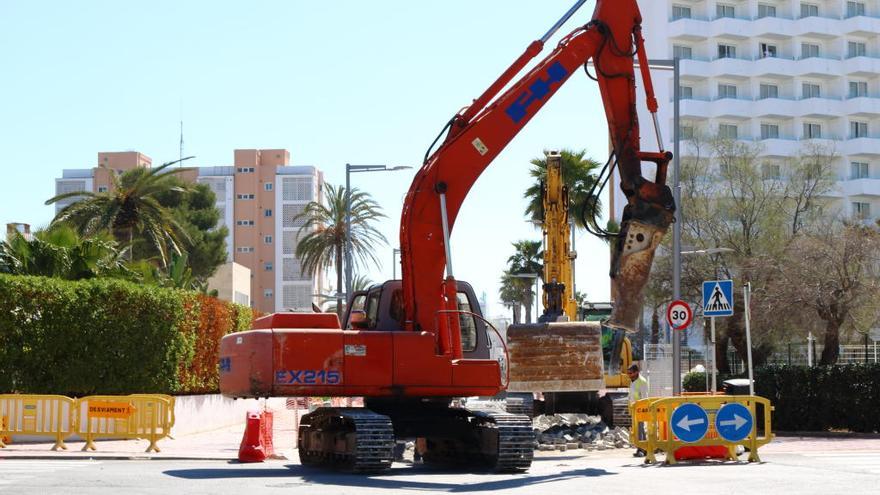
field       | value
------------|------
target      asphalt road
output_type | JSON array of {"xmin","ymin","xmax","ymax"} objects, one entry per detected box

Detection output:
[{"xmin": 2, "ymin": 450, "xmax": 879, "ymax": 494}]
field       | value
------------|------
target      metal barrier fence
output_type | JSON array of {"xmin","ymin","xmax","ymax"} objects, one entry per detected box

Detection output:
[
  {"xmin": 0, "ymin": 394, "xmax": 174, "ymax": 453},
  {"xmin": 631, "ymin": 394, "xmax": 774, "ymax": 465},
  {"xmin": 0, "ymin": 395, "xmax": 76, "ymax": 451}
]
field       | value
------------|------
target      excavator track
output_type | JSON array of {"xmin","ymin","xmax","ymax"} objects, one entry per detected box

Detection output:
[
  {"xmin": 421, "ymin": 409, "xmax": 534, "ymax": 472},
  {"xmin": 297, "ymin": 408, "xmax": 394, "ymax": 473}
]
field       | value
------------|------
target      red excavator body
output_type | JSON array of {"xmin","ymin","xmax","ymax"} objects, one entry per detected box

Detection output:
[{"xmin": 219, "ymin": 0, "xmax": 673, "ymax": 473}]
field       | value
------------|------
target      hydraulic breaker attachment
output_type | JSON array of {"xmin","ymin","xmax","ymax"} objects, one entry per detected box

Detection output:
[{"xmin": 607, "ymin": 155, "xmax": 675, "ymax": 333}]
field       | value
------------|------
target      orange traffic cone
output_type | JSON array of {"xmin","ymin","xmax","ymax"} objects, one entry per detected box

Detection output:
[{"xmin": 238, "ymin": 411, "xmax": 267, "ymax": 462}]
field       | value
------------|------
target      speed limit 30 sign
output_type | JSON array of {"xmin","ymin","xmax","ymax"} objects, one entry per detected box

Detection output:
[{"xmin": 666, "ymin": 300, "xmax": 693, "ymax": 331}]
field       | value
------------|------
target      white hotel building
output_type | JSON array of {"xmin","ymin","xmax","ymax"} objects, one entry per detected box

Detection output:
[{"xmin": 611, "ymin": 0, "xmax": 880, "ymax": 224}]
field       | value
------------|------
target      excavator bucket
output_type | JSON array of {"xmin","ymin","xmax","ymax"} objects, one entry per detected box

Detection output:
[
  {"xmin": 606, "ymin": 219, "xmax": 667, "ymax": 333},
  {"xmin": 505, "ymin": 321, "xmax": 605, "ymax": 393}
]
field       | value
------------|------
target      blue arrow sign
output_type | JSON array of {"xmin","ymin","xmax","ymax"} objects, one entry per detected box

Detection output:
[
  {"xmin": 703, "ymin": 280, "xmax": 734, "ymax": 317},
  {"xmin": 715, "ymin": 403, "xmax": 754, "ymax": 442},
  {"xmin": 670, "ymin": 403, "xmax": 709, "ymax": 443}
]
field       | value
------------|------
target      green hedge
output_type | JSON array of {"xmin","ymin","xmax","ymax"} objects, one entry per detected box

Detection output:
[
  {"xmin": 682, "ymin": 365, "xmax": 880, "ymax": 433},
  {"xmin": 0, "ymin": 274, "xmax": 252, "ymax": 396},
  {"xmin": 754, "ymin": 365, "xmax": 880, "ymax": 433}
]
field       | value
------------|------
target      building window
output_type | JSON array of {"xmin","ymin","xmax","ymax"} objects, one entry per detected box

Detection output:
[
  {"xmin": 97, "ymin": 186, "xmax": 108, "ymax": 193},
  {"xmin": 800, "ymin": 3, "xmax": 819, "ymax": 18},
  {"xmin": 758, "ymin": 4, "xmax": 777, "ymax": 18},
  {"xmin": 759, "ymin": 84, "xmax": 779, "ymax": 99},
  {"xmin": 236, "ymin": 194, "xmax": 255, "ymax": 200},
  {"xmin": 673, "ymin": 45, "xmax": 693, "ymax": 60},
  {"xmin": 264, "ymin": 209, "xmax": 273, "ymax": 217},
  {"xmin": 264, "ymin": 182, "xmax": 273, "ymax": 191},
  {"xmin": 851, "ymin": 121, "xmax": 868, "ymax": 138},
  {"xmin": 852, "ymin": 201, "xmax": 871, "ymax": 219},
  {"xmin": 717, "ymin": 83, "xmax": 737, "ymax": 99},
  {"xmin": 759, "ymin": 43, "xmax": 777, "ymax": 58},
  {"xmin": 851, "ymin": 161, "xmax": 869, "ymax": 179},
  {"xmin": 761, "ymin": 162, "xmax": 781, "ymax": 179},
  {"xmin": 672, "ymin": 5, "xmax": 691, "ymax": 19},
  {"xmin": 847, "ymin": 41, "xmax": 867, "ymax": 58},
  {"xmin": 802, "ymin": 83, "xmax": 821, "ymax": 99},
  {"xmin": 680, "ymin": 85, "xmax": 693, "ymax": 99},
  {"xmin": 236, "ymin": 220, "xmax": 255, "ymax": 226},
  {"xmin": 760, "ymin": 123, "xmax": 780, "ymax": 139},
  {"xmin": 680, "ymin": 125, "xmax": 695, "ymax": 140},
  {"xmin": 264, "ymin": 262, "xmax": 273, "ymax": 271},
  {"xmin": 801, "ymin": 43, "xmax": 819, "ymax": 58},
  {"xmin": 264, "ymin": 235, "xmax": 273, "ymax": 244},
  {"xmin": 716, "ymin": 4, "xmax": 735, "ymax": 18},
  {"xmin": 264, "ymin": 289, "xmax": 274, "ymax": 298},
  {"xmin": 236, "ymin": 246, "xmax": 255, "ymax": 253},
  {"xmin": 717, "ymin": 44, "xmax": 736, "ymax": 59},
  {"xmin": 803, "ymin": 123, "xmax": 822, "ymax": 139},
  {"xmin": 849, "ymin": 81, "xmax": 868, "ymax": 98},
  {"xmin": 236, "ymin": 167, "xmax": 255, "ymax": 173},
  {"xmin": 847, "ymin": 1, "xmax": 866, "ymax": 18},
  {"xmin": 718, "ymin": 124, "xmax": 738, "ymax": 139}
]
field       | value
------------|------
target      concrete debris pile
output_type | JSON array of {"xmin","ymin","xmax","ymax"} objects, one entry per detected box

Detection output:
[{"xmin": 533, "ymin": 414, "xmax": 631, "ymax": 451}]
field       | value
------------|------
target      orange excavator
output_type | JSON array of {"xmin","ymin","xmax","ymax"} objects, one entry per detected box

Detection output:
[{"xmin": 219, "ymin": 0, "xmax": 673, "ymax": 473}]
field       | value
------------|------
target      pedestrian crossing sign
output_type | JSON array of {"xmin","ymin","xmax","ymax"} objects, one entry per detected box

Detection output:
[{"xmin": 702, "ymin": 280, "xmax": 734, "ymax": 317}]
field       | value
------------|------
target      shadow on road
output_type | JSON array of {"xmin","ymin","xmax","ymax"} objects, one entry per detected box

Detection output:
[{"xmin": 164, "ymin": 463, "xmax": 615, "ymax": 491}]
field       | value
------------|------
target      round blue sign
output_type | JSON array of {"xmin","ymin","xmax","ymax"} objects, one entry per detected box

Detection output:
[
  {"xmin": 670, "ymin": 403, "xmax": 709, "ymax": 443},
  {"xmin": 715, "ymin": 403, "xmax": 754, "ymax": 443}
]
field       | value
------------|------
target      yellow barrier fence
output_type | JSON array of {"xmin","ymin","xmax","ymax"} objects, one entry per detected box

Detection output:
[
  {"xmin": 0, "ymin": 394, "xmax": 76, "ymax": 451},
  {"xmin": 0, "ymin": 394, "xmax": 175, "ymax": 452},
  {"xmin": 631, "ymin": 395, "xmax": 774, "ymax": 465},
  {"xmin": 76, "ymin": 395, "xmax": 174, "ymax": 452}
]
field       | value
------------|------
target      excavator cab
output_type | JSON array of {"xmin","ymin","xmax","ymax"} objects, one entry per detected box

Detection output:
[{"xmin": 343, "ymin": 280, "xmax": 491, "ymax": 360}]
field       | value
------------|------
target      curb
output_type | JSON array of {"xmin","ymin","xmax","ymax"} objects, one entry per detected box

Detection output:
[{"xmin": 775, "ymin": 431, "xmax": 880, "ymax": 439}]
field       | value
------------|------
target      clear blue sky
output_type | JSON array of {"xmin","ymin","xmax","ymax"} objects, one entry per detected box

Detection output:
[{"xmin": 0, "ymin": 0, "xmax": 627, "ymax": 319}]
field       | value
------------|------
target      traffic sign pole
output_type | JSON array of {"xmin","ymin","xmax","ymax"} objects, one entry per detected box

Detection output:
[
  {"xmin": 710, "ymin": 317, "xmax": 716, "ymax": 393},
  {"xmin": 744, "ymin": 283, "xmax": 755, "ymax": 396}
]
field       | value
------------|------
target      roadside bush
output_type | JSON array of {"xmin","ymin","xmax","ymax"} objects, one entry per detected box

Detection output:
[
  {"xmin": 0, "ymin": 274, "xmax": 252, "ymax": 396},
  {"xmin": 755, "ymin": 364, "xmax": 880, "ymax": 433}
]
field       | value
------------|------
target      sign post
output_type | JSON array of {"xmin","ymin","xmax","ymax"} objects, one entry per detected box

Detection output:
[{"xmin": 703, "ymin": 280, "xmax": 734, "ymax": 393}]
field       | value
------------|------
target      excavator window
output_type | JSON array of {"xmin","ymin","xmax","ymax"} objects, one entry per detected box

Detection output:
[
  {"xmin": 456, "ymin": 292, "xmax": 478, "ymax": 352},
  {"xmin": 364, "ymin": 290, "xmax": 381, "ymax": 329}
]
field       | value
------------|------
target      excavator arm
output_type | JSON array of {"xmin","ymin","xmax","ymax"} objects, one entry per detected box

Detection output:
[{"xmin": 400, "ymin": 0, "xmax": 674, "ymax": 353}]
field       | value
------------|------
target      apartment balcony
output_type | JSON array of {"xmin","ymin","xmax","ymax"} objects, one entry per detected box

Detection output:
[
  {"xmin": 839, "ymin": 137, "xmax": 880, "ymax": 157},
  {"xmin": 752, "ymin": 97, "xmax": 797, "ymax": 118},
  {"xmin": 668, "ymin": 17, "xmax": 709, "ymax": 41},
  {"xmin": 837, "ymin": 177, "xmax": 880, "ymax": 197},
  {"xmin": 752, "ymin": 55, "xmax": 796, "ymax": 77},
  {"xmin": 792, "ymin": 15, "xmax": 842, "ymax": 38},
  {"xmin": 843, "ymin": 96, "xmax": 880, "ymax": 117},
  {"xmin": 797, "ymin": 97, "xmax": 843, "ymax": 118},
  {"xmin": 679, "ymin": 97, "xmax": 710, "ymax": 119},
  {"xmin": 708, "ymin": 96, "xmax": 753, "ymax": 119},
  {"xmin": 842, "ymin": 55, "xmax": 880, "ymax": 77},
  {"xmin": 841, "ymin": 15, "xmax": 880, "ymax": 36}
]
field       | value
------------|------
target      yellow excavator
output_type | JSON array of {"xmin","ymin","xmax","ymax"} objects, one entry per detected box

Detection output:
[{"xmin": 505, "ymin": 151, "xmax": 634, "ymax": 426}]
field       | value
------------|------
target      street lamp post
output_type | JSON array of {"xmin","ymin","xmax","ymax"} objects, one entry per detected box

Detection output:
[
  {"xmin": 512, "ymin": 273, "xmax": 540, "ymax": 323},
  {"xmin": 345, "ymin": 164, "xmax": 412, "ymax": 306}
]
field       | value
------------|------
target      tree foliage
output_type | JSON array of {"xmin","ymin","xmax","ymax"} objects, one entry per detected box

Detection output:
[
  {"xmin": 0, "ymin": 225, "xmax": 127, "ymax": 280},
  {"xmin": 524, "ymin": 149, "xmax": 602, "ymax": 231},
  {"xmin": 294, "ymin": 183, "xmax": 387, "ymax": 317},
  {"xmin": 45, "ymin": 160, "xmax": 191, "ymax": 267}
]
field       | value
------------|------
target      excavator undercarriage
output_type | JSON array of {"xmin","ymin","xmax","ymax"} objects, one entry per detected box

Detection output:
[{"xmin": 297, "ymin": 399, "xmax": 534, "ymax": 473}]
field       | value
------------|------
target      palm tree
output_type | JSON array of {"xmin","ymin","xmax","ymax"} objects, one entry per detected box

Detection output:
[
  {"xmin": 507, "ymin": 239, "xmax": 543, "ymax": 324},
  {"xmin": 523, "ymin": 149, "xmax": 603, "ymax": 231},
  {"xmin": 45, "ymin": 159, "xmax": 192, "ymax": 267},
  {"xmin": 499, "ymin": 270, "xmax": 526, "ymax": 324},
  {"xmin": 0, "ymin": 225, "xmax": 126, "ymax": 280},
  {"xmin": 294, "ymin": 183, "xmax": 387, "ymax": 319}
]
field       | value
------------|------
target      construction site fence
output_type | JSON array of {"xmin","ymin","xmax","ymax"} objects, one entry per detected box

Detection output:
[
  {"xmin": 0, "ymin": 394, "xmax": 175, "ymax": 453},
  {"xmin": 630, "ymin": 394, "xmax": 774, "ymax": 465}
]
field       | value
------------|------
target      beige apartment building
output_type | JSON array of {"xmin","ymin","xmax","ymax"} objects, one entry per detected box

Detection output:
[{"xmin": 54, "ymin": 150, "xmax": 326, "ymax": 314}]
